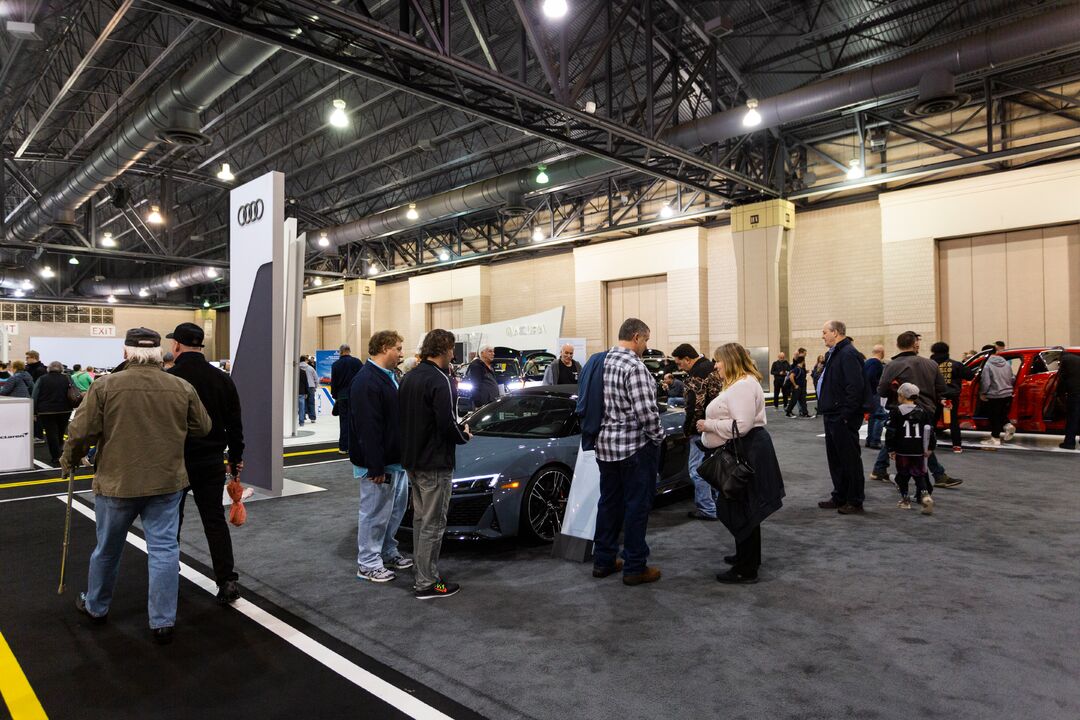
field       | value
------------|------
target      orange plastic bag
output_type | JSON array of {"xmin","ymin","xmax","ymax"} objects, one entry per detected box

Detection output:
[{"xmin": 226, "ymin": 475, "xmax": 247, "ymax": 527}]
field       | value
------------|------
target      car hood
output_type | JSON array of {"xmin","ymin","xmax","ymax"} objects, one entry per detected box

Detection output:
[{"xmin": 454, "ymin": 434, "xmax": 577, "ymax": 479}]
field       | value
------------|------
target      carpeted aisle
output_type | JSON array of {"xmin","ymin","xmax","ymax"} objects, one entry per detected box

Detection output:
[{"xmin": 0, "ymin": 497, "xmax": 482, "ymax": 720}]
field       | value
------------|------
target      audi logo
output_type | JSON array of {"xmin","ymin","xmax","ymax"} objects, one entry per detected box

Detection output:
[{"xmin": 237, "ymin": 199, "xmax": 264, "ymax": 226}]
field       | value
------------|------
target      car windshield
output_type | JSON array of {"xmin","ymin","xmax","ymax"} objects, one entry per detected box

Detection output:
[
  {"xmin": 523, "ymin": 355, "xmax": 555, "ymax": 379},
  {"xmin": 468, "ymin": 395, "xmax": 577, "ymax": 438},
  {"xmin": 491, "ymin": 358, "xmax": 521, "ymax": 382}
]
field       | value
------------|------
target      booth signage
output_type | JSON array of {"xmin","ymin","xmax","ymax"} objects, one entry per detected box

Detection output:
[{"xmin": 236, "ymin": 199, "xmax": 265, "ymax": 226}]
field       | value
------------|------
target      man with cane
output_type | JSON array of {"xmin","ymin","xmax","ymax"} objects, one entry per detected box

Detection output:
[{"xmin": 61, "ymin": 328, "xmax": 211, "ymax": 645}]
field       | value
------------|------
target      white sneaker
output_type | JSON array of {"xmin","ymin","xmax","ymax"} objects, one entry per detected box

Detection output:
[
  {"xmin": 980, "ymin": 437, "xmax": 1001, "ymax": 448},
  {"xmin": 921, "ymin": 495, "xmax": 934, "ymax": 515},
  {"xmin": 897, "ymin": 497, "xmax": 911, "ymax": 510},
  {"xmin": 385, "ymin": 554, "xmax": 414, "ymax": 570},
  {"xmin": 356, "ymin": 567, "xmax": 396, "ymax": 583},
  {"xmin": 1002, "ymin": 423, "xmax": 1016, "ymax": 442}
]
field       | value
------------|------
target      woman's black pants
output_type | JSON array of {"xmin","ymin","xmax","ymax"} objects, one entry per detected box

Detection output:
[{"xmin": 734, "ymin": 525, "xmax": 762, "ymax": 577}]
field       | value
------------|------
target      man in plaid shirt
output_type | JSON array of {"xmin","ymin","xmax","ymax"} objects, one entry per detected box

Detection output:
[{"xmin": 592, "ymin": 318, "xmax": 664, "ymax": 586}]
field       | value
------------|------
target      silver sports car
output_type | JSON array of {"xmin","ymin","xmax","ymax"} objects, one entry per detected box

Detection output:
[{"xmin": 402, "ymin": 385, "xmax": 691, "ymax": 542}]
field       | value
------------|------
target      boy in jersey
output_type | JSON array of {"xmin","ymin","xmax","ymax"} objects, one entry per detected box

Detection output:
[{"xmin": 885, "ymin": 383, "xmax": 936, "ymax": 515}]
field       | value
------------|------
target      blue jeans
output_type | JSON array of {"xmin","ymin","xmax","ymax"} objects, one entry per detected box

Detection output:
[
  {"xmin": 306, "ymin": 388, "xmax": 317, "ymax": 421},
  {"xmin": 85, "ymin": 491, "xmax": 183, "ymax": 629},
  {"xmin": 874, "ymin": 444, "xmax": 946, "ymax": 479},
  {"xmin": 687, "ymin": 437, "xmax": 717, "ymax": 517},
  {"xmin": 594, "ymin": 442, "xmax": 659, "ymax": 575},
  {"xmin": 356, "ymin": 469, "xmax": 409, "ymax": 571},
  {"xmin": 297, "ymin": 394, "xmax": 307, "ymax": 426},
  {"xmin": 866, "ymin": 405, "xmax": 888, "ymax": 445}
]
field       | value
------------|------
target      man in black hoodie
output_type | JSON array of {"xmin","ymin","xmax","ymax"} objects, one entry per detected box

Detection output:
[
  {"xmin": 398, "ymin": 329, "xmax": 471, "ymax": 600},
  {"xmin": 930, "ymin": 341, "xmax": 975, "ymax": 452},
  {"xmin": 166, "ymin": 322, "xmax": 245, "ymax": 604}
]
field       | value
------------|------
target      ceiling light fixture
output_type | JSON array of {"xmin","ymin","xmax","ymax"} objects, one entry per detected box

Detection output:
[
  {"xmin": 206, "ymin": 267, "xmax": 219, "ymax": 279},
  {"xmin": 101, "ymin": 231, "xmax": 116, "ymax": 248},
  {"xmin": 313, "ymin": 276, "xmax": 323, "ymax": 287},
  {"xmin": 20, "ymin": 279, "xmax": 33, "ymax": 290},
  {"xmin": 329, "ymin": 98, "xmax": 349, "ymax": 127},
  {"xmin": 138, "ymin": 287, "xmax": 149, "ymax": 298},
  {"xmin": 846, "ymin": 158, "xmax": 865, "ymax": 180},
  {"xmin": 14, "ymin": 289, "xmax": 25, "ymax": 297},
  {"xmin": 542, "ymin": 0, "xmax": 568, "ymax": 20},
  {"xmin": 68, "ymin": 256, "xmax": 79, "ymax": 265},
  {"xmin": 584, "ymin": 100, "xmax": 597, "ymax": 114},
  {"xmin": 318, "ymin": 232, "xmax": 330, "ymax": 248},
  {"xmin": 216, "ymin": 162, "xmax": 235, "ymax": 181},
  {"xmin": 535, "ymin": 164, "xmax": 549, "ymax": 184},
  {"xmin": 147, "ymin": 205, "xmax": 164, "ymax": 224},
  {"xmin": 368, "ymin": 263, "xmax": 380, "ymax": 277},
  {"xmin": 203, "ymin": 299, "xmax": 211, "ymax": 308},
  {"xmin": 659, "ymin": 203, "xmax": 674, "ymax": 219},
  {"xmin": 406, "ymin": 203, "xmax": 419, "ymax": 220},
  {"xmin": 107, "ymin": 295, "xmax": 117, "ymax": 304},
  {"xmin": 742, "ymin": 98, "xmax": 761, "ymax": 128},
  {"xmin": 40, "ymin": 265, "xmax": 54, "ymax": 278},
  {"xmin": 532, "ymin": 226, "xmax": 545, "ymax": 242},
  {"xmin": 438, "ymin": 250, "xmax": 450, "ymax": 261}
]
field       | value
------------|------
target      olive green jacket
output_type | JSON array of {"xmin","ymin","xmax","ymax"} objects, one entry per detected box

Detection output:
[{"xmin": 61, "ymin": 363, "xmax": 212, "ymax": 498}]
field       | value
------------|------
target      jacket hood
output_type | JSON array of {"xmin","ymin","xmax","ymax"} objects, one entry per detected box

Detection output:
[
  {"xmin": 986, "ymin": 355, "xmax": 1009, "ymax": 366},
  {"xmin": 930, "ymin": 352, "xmax": 948, "ymax": 362}
]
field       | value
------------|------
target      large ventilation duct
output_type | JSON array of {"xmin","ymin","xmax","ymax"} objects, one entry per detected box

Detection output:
[
  {"xmin": 313, "ymin": 154, "xmax": 617, "ymax": 252},
  {"xmin": 663, "ymin": 4, "xmax": 1080, "ymax": 148},
  {"xmin": 3, "ymin": 32, "xmax": 279, "ymax": 243},
  {"xmin": 1, "ymin": 270, "xmax": 36, "ymax": 292},
  {"xmin": 76, "ymin": 266, "xmax": 225, "ymax": 298}
]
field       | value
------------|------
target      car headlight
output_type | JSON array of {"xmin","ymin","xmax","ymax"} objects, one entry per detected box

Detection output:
[
  {"xmin": 504, "ymin": 380, "xmax": 524, "ymax": 391},
  {"xmin": 458, "ymin": 381, "xmax": 474, "ymax": 392},
  {"xmin": 451, "ymin": 474, "xmax": 500, "ymax": 492}
]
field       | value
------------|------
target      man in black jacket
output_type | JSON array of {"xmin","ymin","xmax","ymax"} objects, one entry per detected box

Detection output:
[
  {"xmin": 350, "ymin": 330, "xmax": 413, "ymax": 583},
  {"xmin": 815, "ymin": 321, "xmax": 867, "ymax": 514},
  {"xmin": 1056, "ymin": 347, "xmax": 1080, "ymax": 450},
  {"xmin": 672, "ymin": 344, "xmax": 719, "ymax": 521},
  {"xmin": 398, "ymin": 329, "xmax": 471, "ymax": 600},
  {"xmin": 931, "ymin": 341, "xmax": 975, "ymax": 452},
  {"xmin": 25, "ymin": 350, "xmax": 47, "ymax": 439},
  {"xmin": 465, "ymin": 345, "xmax": 500, "ymax": 407},
  {"xmin": 331, "ymin": 344, "xmax": 363, "ymax": 454},
  {"xmin": 166, "ymin": 322, "xmax": 245, "ymax": 604},
  {"xmin": 770, "ymin": 352, "xmax": 790, "ymax": 409}
]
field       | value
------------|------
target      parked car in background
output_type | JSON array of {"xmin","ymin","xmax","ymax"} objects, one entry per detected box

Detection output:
[
  {"xmin": 949, "ymin": 346, "xmax": 1080, "ymax": 434},
  {"xmin": 404, "ymin": 386, "xmax": 691, "ymax": 542},
  {"xmin": 521, "ymin": 352, "xmax": 556, "ymax": 387},
  {"xmin": 455, "ymin": 355, "xmax": 524, "ymax": 414}
]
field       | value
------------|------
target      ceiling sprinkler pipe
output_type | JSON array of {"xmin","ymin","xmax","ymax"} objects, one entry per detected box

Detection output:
[{"xmin": 662, "ymin": 4, "xmax": 1080, "ymax": 148}]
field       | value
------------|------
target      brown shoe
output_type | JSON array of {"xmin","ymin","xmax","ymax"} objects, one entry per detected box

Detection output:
[
  {"xmin": 592, "ymin": 559, "xmax": 624, "ymax": 578},
  {"xmin": 623, "ymin": 566, "xmax": 661, "ymax": 586},
  {"xmin": 837, "ymin": 503, "xmax": 865, "ymax": 515},
  {"xmin": 817, "ymin": 499, "xmax": 841, "ymax": 509}
]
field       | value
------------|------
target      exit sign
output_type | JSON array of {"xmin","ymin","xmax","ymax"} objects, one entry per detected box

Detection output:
[
  {"xmin": 91, "ymin": 325, "xmax": 116, "ymax": 337},
  {"xmin": 2, "ymin": 323, "xmax": 17, "ymax": 335}
]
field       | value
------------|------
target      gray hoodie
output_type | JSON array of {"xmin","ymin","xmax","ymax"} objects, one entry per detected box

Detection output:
[{"xmin": 980, "ymin": 355, "xmax": 1014, "ymax": 399}]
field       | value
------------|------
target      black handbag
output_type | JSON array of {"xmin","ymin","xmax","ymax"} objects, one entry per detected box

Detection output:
[
  {"xmin": 698, "ymin": 420, "xmax": 755, "ymax": 500},
  {"xmin": 67, "ymin": 379, "xmax": 83, "ymax": 408}
]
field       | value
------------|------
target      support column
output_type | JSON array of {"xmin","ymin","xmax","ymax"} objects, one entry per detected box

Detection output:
[
  {"xmin": 732, "ymin": 199, "xmax": 794, "ymax": 368},
  {"xmin": 344, "ymin": 279, "xmax": 376, "ymax": 359},
  {"xmin": 193, "ymin": 308, "xmax": 217, "ymax": 358}
]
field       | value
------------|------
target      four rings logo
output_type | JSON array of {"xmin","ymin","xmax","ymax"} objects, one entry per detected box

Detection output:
[{"xmin": 237, "ymin": 199, "xmax": 264, "ymax": 226}]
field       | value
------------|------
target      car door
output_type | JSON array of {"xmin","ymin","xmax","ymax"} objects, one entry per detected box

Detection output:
[
  {"xmin": 1014, "ymin": 350, "xmax": 1061, "ymax": 433},
  {"xmin": 959, "ymin": 351, "xmax": 991, "ymax": 428}
]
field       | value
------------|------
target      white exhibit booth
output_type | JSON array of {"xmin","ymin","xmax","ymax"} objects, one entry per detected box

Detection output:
[{"xmin": 0, "ymin": 398, "xmax": 34, "ymax": 472}]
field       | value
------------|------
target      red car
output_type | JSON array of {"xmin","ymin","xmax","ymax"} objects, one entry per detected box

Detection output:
[{"xmin": 950, "ymin": 346, "xmax": 1080, "ymax": 434}]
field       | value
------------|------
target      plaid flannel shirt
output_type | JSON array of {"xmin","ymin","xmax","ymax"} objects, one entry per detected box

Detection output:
[{"xmin": 595, "ymin": 346, "xmax": 665, "ymax": 462}]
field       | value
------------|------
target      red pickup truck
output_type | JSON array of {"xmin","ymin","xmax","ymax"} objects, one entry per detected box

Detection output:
[{"xmin": 950, "ymin": 346, "xmax": 1080, "ymax": 434}]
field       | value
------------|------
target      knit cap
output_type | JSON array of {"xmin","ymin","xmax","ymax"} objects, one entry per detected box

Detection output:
[{"xmin": 897, "ymin": 382, "xmax": 920, "ymax": 399}]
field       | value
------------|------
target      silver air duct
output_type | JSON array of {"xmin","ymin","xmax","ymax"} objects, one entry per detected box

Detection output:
[
  {"xmin": 312, "ymin": 154, "xmax": 616, "ymax": 252},
  {"xmin": 0, "ymin": 270, "xmax": 36, "ymax": 291},
  {"xmin": 663, "ymin": 4, "xmax": 1080, "ymax": 148},
  {"xmin": 4, "ymin": 32, "xmax": 279, "ymax": 243},
  {"xmin": 76, "ymin": 266, "xmax": 225, "ymax": 297}
]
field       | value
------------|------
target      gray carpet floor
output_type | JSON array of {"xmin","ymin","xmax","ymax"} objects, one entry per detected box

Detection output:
[{"xmin": 178, "ymin": 409, "xmax": 1080, "ymax": 720}]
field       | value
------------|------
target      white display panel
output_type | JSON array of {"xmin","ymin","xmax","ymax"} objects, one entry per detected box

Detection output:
[
  {"xmin": 27, "ymin": 336, "xmax": 125, "ymax": 369},
  {"xmin": 0, "ymin": 398, "xmax": 34, "ymax": 472}
]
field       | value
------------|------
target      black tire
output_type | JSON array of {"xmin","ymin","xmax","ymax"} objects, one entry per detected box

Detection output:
[{"xmin": 519, "ymin": 465, "xmax": 573, "ymax": 543}]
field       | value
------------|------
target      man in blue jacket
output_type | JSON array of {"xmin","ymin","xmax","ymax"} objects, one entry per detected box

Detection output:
[
  {"xmin": 350, "ymin": 330, "xmax": 413, "ymax": 584},
  {"xmin": 816, "ymin": 320, "xmax": 868, "ymax": 514},
  {"xmin": 330, "ymin": 344, "xmax": 363, "ymax": 454}
]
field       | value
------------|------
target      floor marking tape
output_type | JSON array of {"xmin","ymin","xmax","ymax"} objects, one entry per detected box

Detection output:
[
  {"xmin": 61, "ymin": 497, "xmax": 455, "ymax": 720},
  {"xmin": 0, "ymin": 475, "xmax": 93, "ymax": 491},
  {"xmin": 0, "ymin": 630, "xmax": 48, "ymax": 720},
  {"xmin": 283, "ymin": 448, "xmax": 341, "ymax": 458},
  {"xmin": 0, "ymin": 490, "xmax": 93, "ymax": 505}
]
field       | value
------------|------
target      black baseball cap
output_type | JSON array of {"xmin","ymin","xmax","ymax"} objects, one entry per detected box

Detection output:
[
  {"xmin": 124, "ymin": 327, "xmax": 161, "ymax": 348},
  {"xmin": 166, "ymin": 322, "xmax": 205, "ymax": 348}
]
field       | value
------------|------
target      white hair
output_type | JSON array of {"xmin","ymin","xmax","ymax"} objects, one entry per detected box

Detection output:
[
  {"xmin": 479, "ymin": 345, "xmax": 494, "ymax": 353},
  {"xmin": 124, "ymin": 346, "xmax": 163, "ymax": 365}
]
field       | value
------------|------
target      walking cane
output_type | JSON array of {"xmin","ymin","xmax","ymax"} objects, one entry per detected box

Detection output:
[{"xmin": 58, "ymin": 468, "xmax": 75, "ymax": 594}]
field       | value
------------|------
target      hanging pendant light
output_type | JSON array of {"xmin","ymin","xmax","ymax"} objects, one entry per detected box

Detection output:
[
  {"xmin": 101, "ymin": 231, "xmax": 116, "ymax": 248},
  {"xmin": 147, "ymin": 205, "xmax": 164, "ymax": 224},
  {"xmin": 329, "ymin": 98, "xmax": 349, "ymax": 127},
  {"xmin": 318, "ymin": 232, "xmax": 330, "ymax": 248},
  {"xmin": 406, "ymin": 203, "xmax": 419, "ymax": 220},
  {"xmin": 216, "ymin": 162, "xmax": 235, "ymax": 181}
]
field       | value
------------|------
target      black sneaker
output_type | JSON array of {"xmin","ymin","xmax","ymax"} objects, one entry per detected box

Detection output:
[
  {"xmin": 934, "ymin": 475, "xmax": 963, "ymax": 489},
  {"xmin": 216, "ymin": 580, "xmax": 240, "ymax": 605},
  {"xmin": 415, "ymin": 581, "xmax": 460, "ymax": 600},
  {"xmin": 151, "ymin": 627, "xmax": 174, "ymax": 645},
  {"xmin": 716, "ymin": 569, "xmax": 758, "ymax": 584},
  {"xmin": 723, "ymin": 554, "xmax": 737, "ymax": 566},
  {"xmin": 76, "ymin": 592, "xmax": 107, "ymax": 625}
]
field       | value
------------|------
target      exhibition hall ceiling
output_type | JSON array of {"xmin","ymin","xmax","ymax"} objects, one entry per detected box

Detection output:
[{"xmin": 1, "ymin": 0, "xmax": 1079, "ymax": 302}]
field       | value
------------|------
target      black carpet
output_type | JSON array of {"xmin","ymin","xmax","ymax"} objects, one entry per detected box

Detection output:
[{"xmin": 0, "ymin": 497, "xmax": 483, "ymax": 720}]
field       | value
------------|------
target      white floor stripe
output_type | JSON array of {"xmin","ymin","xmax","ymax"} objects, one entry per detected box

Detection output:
[
  {"xmin": 60, "ymin": 497, "xmax": 456, "ymax": 720},
  {"xmin": 33, "ymin": 460, "xmax": 51, "ymax": 469},
  {"xmin": 0, "ymin": 489, "xmax": 93, "ymax": 504}
]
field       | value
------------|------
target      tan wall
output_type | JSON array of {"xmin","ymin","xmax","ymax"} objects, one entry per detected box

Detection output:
[
  {"xmin": 300, "ymin": 289, "xmax": 345, "ymax": 356},
  {"xmin": 489, "ymin": 252, "xmax": 576, "ymax": 338},
  {"xmin": 373, "ymin": 279, "xmax": 412, "ymax": 351},
  {"xmin": 7, "ymin": 305, "xmax": 195, "ymax": 363}
]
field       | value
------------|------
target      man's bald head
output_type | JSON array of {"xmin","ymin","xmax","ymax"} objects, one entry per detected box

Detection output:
[
  {"xmin": 559, "ymin": 344, "xmax": 575, "ymax": 365},
  {"xmin": 872, "ymin": 344, "xmax": 885, "ymax": 359}
]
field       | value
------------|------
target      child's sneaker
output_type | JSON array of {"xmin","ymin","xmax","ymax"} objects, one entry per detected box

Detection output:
[
  {"xmin": 921, "ymin": 495, "xmax": 935, "ymax": 515},
  {"xmin": 897, "ymin": 497, "xmax": 911, "ymax": 510}
]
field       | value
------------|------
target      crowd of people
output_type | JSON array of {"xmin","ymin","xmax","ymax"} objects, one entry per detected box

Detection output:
[{"xmin": 14, "ymin": 313, "xmax": 1077, "ymax": 642}]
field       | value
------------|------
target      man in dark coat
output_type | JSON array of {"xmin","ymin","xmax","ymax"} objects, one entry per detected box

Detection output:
[
  {"xmin": 769, "ymin": 352, "xmax": 790, "ymax": 409},
  {"xmin": 1055, "ymin": 347, "xmax": 1080, "ymax": 450},
  {"xmin": 166, "ymin": 322, "xmax": 245, "ymax": 604},
  {"xmin": 816, "ymin": 321, "xmax": 867, "ymax": 514},
  {"xmin": 930, "ymin": 341, "xmax": 975, "ymax": 452},
  {"xmin": 330, "ymin": 344, "xmax": 363, "ymax": 454},
  {"xmin": 350, "ymin": 330, "xmax": 413, "ymax": 583},
  {"xmin": 465, "ymin": 345, "xmax": 500, "ymax": 407}
]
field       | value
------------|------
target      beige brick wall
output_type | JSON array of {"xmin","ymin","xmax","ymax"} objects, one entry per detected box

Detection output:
[
  {"xmin": 489, "ymin": 252, "xmax": 576, "ymax": 337},
  {"xmin": 788, "ymin": 201, "xmax": 885, "ymax": 355},
  {"xmin": 373, "ymin": 279, "xmax": 412, "ymax": 350},
  {"xmin": 706, "ymin": 226, "xmax": 738, "ymax": 353}
]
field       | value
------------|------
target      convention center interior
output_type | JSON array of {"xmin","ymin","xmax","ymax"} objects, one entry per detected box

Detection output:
[{"xmin": 2, "ymin": 0, "xmax": 1080, "ymax": 718}]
